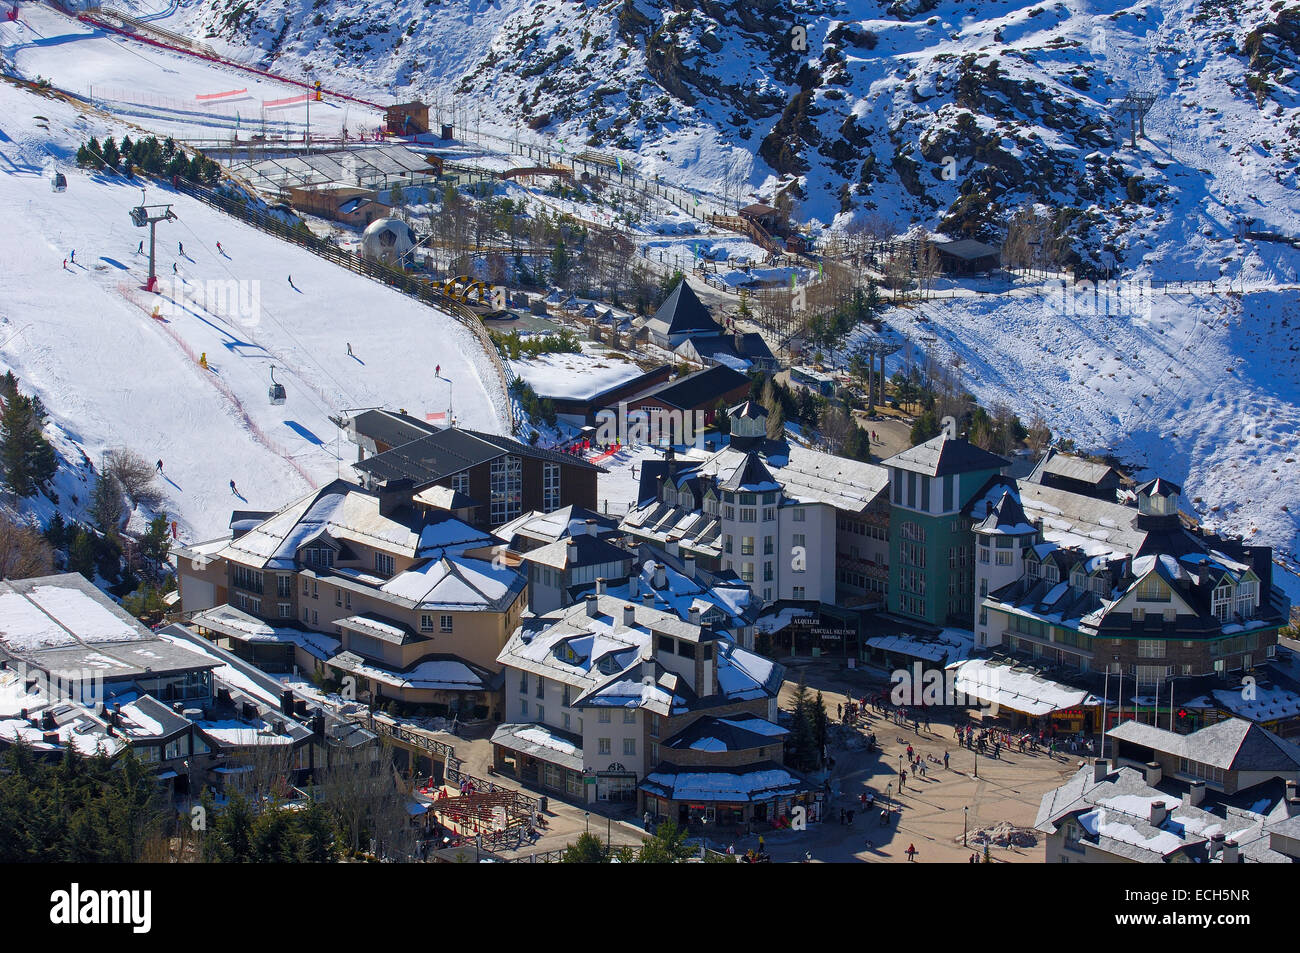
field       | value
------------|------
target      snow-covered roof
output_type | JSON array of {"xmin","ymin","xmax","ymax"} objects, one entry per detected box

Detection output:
[{"xmin": 947, "ymin": 658, "xmax": 1105, "ymax": 716}]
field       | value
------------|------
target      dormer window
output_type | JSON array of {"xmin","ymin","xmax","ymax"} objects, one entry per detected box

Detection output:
[
  {"xmin": 1070, "ymin": 569, "xmax": 1086, "ymax": 589},
  {"xmin": 1212, "ymin": 582, "xmax": 1233, "ymax": 623},
  {"xmin": 1236, "ymin": 579, "xmax": 1258, "ymax": 618},
  {"xmin": 302, "ymin": 546, "xmax": 334, "ymax": 570},
  {"xmin": 663, "ymin": 486, "xmax": 677, "ymax": 506},
  {"xmin": 1026, "ymin": 559, "xmax": 1040, "ymax": 579},
  {"xmin": 1044, "ymin": 564, "xmax": 1059, "ymax": 583},
  {"xmin": 680, "ymin": 489, "xmax": 694, "ymax": 510}
]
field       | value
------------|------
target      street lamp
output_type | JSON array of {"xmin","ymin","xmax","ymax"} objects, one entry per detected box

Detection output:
[
  {"xmin": 963, "ymin": 805, "xmax": 968, "ymax": 847},
  {"xmin": 584, "ymin": 811, "xmax": 590, "ymax": 835}
]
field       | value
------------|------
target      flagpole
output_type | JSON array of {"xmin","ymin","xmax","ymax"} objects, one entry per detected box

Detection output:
[{"xmin": 1100, "ymin": 668, "xmax": 1109, "ymax": 760}]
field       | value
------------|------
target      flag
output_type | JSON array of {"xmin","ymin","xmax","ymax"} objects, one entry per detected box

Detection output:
[
  {"xmin": 790, "ymin": 272, "xmax": 797, "ymax": 290},
  {"xmin": 617, "ymin": 157, "xmax": 623, "ymax": 174},
  {"xmin": 819, "ymin": 261, "xmax": 823, "ymax": 277}
]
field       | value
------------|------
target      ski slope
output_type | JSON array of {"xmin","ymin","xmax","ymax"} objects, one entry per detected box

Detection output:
[
  {"xmin": 0, "ymin": 78, "xmax": 506, "ymax": 542},
  {"xmin": 1, "ymin": 4, "xmax": 382, "ymax": 141}
]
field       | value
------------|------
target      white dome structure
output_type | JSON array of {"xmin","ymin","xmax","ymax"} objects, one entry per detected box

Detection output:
[{"xmin": 359, "ymin": 217, "xmax": 416, "ymax": 266}]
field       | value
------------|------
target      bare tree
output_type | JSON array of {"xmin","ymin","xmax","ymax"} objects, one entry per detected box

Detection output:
[
  {"xmin": 0, "ymin": 517, "xmax": 54, "ymax": 580},
  {"xmin": 105, "ymin": 448, "xmax": 165, "ymax": 509}
]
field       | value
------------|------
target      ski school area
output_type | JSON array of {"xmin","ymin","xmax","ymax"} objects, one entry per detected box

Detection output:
[{"xmin": 1, "ymin": 2, "xmax": 387, "ymax": 144}]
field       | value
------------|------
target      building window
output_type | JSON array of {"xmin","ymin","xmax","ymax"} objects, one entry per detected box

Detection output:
[
  {"xmin": 623, "ymin": 710, "xmax": 636, "ymax": 724},
  {"xmin": 278, "ymin": 603, "xmax": 291, "ymax": 618},
  {"xmin": 277, "ymin": 575, "xmax": 293, "ymax": 598},
  {"xmin": 302, "ymin": 547, "xmax": 334, "ymax": 571},
  {"xmin": 563, "ymin": 712, "xmax": 571, "ymax": 730},
  {"xmin": 792, "ymin": 508, "xmax": 805, "ymax": 522},
  {"xmin": 451, "ymin": 472, "xmax": 470, "ymax": 495},
  {"xmin": 520, "ymin": 671, "xmax": 528, "ymax": 694},
  {"xmin": 1137, "ymin": 639, "xmax": 1163, "ymax": 659},
  {"xmin": 741, "ymin": 563, "xmax": 754, "ymax": 583},
  {"xmin": 542, "ymin": 462, "xmax": 561, "ymax": 513},
  {"xmin": 740, "ymin": 507, "xmax": 757, "ymax": 522},
  {"xmin": 490, "ymin": 455, "xmax": 523, "ymax": 525},
  {"xmin": 420, "ymin": 614, "xmax": 434, "ymax": 632},
  {"xmin": 232, "ymin": 565, "xmax": 264, "ymax": 594},
  {"xmin": 335, "ymin": 588, "xmax": 342, "ymax": 607},
  {"xmin": 792, "ymin": 533, "xmax": 805, "ymax": 549},
  {"xmin": 1132, "ymin": 607, "xmax": 1145, "ymax": 622},
  {"xmin": 537, "ymin": 705, "xmax": 544, "ymax": 722},
  {"xmin": 793, "ymin": 586, "xmax": 805, "ymax": 600},
  {"xmin": 562, "ymin": 685, "xmax": 571, "ymax": 707},
  {"xmin": 763, "ymin": 562, "xmax": 773, "ymax": 582},
  {"xmin": 649, "ymin": 715, "xmax": 660, "ymax": 739},
  {"xmin": 374, "ymin": 552, "xmax": 395, "ymax": 577},
  {"xmin": 521, "ymin": 700, "xmax": 528, "ymax": 717},
  {"xmin": 536, "ymin": 675, "xmax": 545, "ymax": 699},
  {"xmin": 995, "ymin": 551, "xmax": 1013, "ymax": 566},
  {"xmin": 741, "ymin": 536, "xmax": 754, "ymax": 555},
  {"xmin": 599, "ymin": 738, "xmax": 611, "ymax": 755},
  {"xmin": 440, "ymin": 614, "xmax": 453, "ymax": 633},
  {"xmin": 624, "ymin": 738, "xmax": 637, "ymax": 756},
  {"xmin": 724, "ymin": 535, "xmax": 733, "ymax": 554},
  {"xmin": 764, "ymin": 536, "xmax": 774, "ymax": 556},
  {"xmin": 1136, "ymin": 575, "xmax": 1170, "ymax": 601},
  {"xmin": 599, "ymin": 709, "xmax": 611, "ymax": 724}
]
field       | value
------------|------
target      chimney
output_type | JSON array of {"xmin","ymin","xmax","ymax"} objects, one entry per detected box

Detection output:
[
  {"xmin": 566, "ymin": 541, "xmax": 578, "ymax": 566},
  {"xmin": 585, "ymin": 594, "xmax": 599, "ymax": 618},
  {"xmin": 377, "ymin": 477, "xmax": 416, "ymax": 520},
  {"xmin": 654, "ymin": 562, "xmax": 667, "ymax": 589},
  {"xmin": 172, "ymin": 701, "xmax": 184, "ymax": 715},
  {"xmin": 684, "ymin": 555, "xmax": 696, "ymax": 579},
  {"xmin": 1143, "ymin": 761, "xmax": 1163, "ymax": 786},
  {"xmin": 1092, "ymin": 758, "xmax": 1109, "ymax": 784},
  {"xmin": 1189, "ymin": 780, "xmax": 1207, "ymax": 807},
  {"xmin": 585, "ymin": 519, "xmax": 598, "ymax": 537},
  {"xmin": 642, "ymin": 592, "xmax": 655, "ymax": 606},
  {"xmin": 1221, "ymin": 840, "xmax": 1240, "ymax": 863},
  {"xmin": 280, "ymin": 689, "xmax": 294, "ymax": 716},
  {"xmin": 1208, "ymin": 831, "xmax": 1225, "ymax": 859},
  {"xmin": 666, "ymin": 537, "xmax": 680, "ymax": 557},
  {"xmin": 311, "ymin": 711, "xmax": 325, "ymax": 740},
  {"xmin": 704, "ymin": 439, "xmax": 716, "ymax": 451},
  {"xmin": 596, "ymin": 577, "xmax": 607, "ymax": 596},
  {"xmin": 1149, "ymin": 800, "xmax": 1168, "ymax": 827},
  {"xmin": 630, "ymin": 574, "xmax": 640, "ymax": 597},
  {"xmin": 41, "ymin": 710, "xmax": 56, "ymax": 731},
  {"xmin": 623, "ymin": 604, "xmax": 636, "ymax": 628},
  {"xmin": 689, "ymin": 606, "xmax": 701, "ymax": 625}
]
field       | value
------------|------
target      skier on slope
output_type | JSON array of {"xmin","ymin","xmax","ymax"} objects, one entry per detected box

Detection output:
[
  {"xmin": 70, "ymin": 249, "xmax": 75, "ymax": 263},
  {"xmin": 137, "ymin": 240, "xmax": 144, "ymax": 254},
  {"xmin": 178, "ymin": 242, "xmax": 184, "ymax": 255},
  {"xmin": 156, "ymin": 459, "xmax": 163, "ymax": 474},
  {"xmin": 229, "ymin": 479, "xmax": 238, "ymax": 495},
  {"xmin": 346, "ymin": 342, "xmax": 353, "ymax": 357},
  {"xmin": 216, "ymin": 242, "xmax": 223, "ymax": 255}
]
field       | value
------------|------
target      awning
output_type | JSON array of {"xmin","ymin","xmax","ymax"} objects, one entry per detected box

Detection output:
[
  {"xmin": 155, "ymin": 770, "xmax": 179, "ymax": 780},
  {"xmin": 491, "ymin": 722, "xmax": 583, "ymax": 773}
]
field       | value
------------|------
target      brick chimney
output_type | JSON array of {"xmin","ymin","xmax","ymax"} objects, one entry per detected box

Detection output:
[
  {"xmin": 623, "ymin": 604, "xmax": 636, "ymax": 629},
  {"xmin": 689, "ymin": 606, "xmax": 701, "ymax": 625},
  {"xmin": 595, "ymin": 577, "xmax": 606, "ymax": 595},
  {"xmin": 1092, "ymin": 758, "xmax": 1109, "ymax": 784},
  {"xmin": 654, "ymin": 562, "xmax": 667, "ymax": 589},
  {"xmin": 684, "ymin": 555, "xmax": 696, "ymax": 579},
  {"xmin": 1189, "ymin": 780, "xmax": 1207, "ymax": 807},
  {"xmin": 1221, "ymin": 839, "xmax": 1240, "ymax": 863},
  {"xmin": 566, "ymin": 541, "xmax": 578, "ymax": 565},
  {"xmin": 666, "ymin": 537, "xmax": 680, "ymax": 557},
  {"xmin": 585, "ymin": 594, "xmax": 599, "ymax": 618}
]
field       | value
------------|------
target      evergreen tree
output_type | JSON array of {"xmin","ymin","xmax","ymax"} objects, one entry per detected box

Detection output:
[
  {"xmin": 91, "ymin": 474, "xmax": 126, "ymax": 535},
  {"xmin": 562, "ymin": 832, "xmax": 606, "ymax": 863},
  {"xmin": 0, "ymin": 391, "xmax": 57, "ymax": 495},
  {"xmin": 203, "ymin": 790, "xmax": 255, "ymax": 862},
  {"xmin": 813, "ymin": 690, "xmax": 829, "ymax": 756},
  {"xmin": 101, "ymin": 137, "xmax": 120, "ymax": 171},
  {"xmin": 139, "ymin": 513, "xmax": 171, "ymax": 569},
  {"xmin": 787, "ymin": 674, "xmax": 819, "ymax": 772},
  {"xmin": 637, "ymin": 818, "xmax": 691, "ymax": 863},
  {"xmin": 69, "ymin": 528, "xmax": 95, "ymax": 580}
]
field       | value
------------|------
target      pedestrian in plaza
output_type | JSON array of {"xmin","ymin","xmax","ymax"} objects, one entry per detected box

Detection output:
[
  {"xmin": 837, "ymin": 703, "xmax": 843, "ymax": 720},
  {"xmin": 943, "ymin": 750, "xmax": 950, "ymax": 770},
  {"xmin": 847, "ymin": 809, "xmax": 855, "ymax": 826},
  {"xmin": 906, "ymin": 843, "xmax": 917, "ymax": 862},
  {"xmin": 919, "ymin": 760, "xmax": 927, "ymax": 778},
  {"xmin": 840, "ymin": 808, "xmax": 846, "ymax": 825},
  {"xmin": 899, "ymin": 770, "xmax": 907, "ymax": 790},
  {"xmin": 906, "ymin": 743, "xmax": 914, "ymax": 761}
]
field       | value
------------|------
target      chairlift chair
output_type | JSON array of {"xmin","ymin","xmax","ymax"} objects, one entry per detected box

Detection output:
[
  {"xmin": 50, "ymin": 172, "xmax": 67, "ymax": 193},
  {"xmin": 268, "ymin": 365, "xmax": 286, "ymax": 405}
]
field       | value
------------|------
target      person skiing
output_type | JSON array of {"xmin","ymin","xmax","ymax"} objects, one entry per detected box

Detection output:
[
  {"xmin": 288, "ymin": 275, "xmax": 295, "ymax": 288},
  {"xmin": 178, "ymin": 242, "xmax": 184, "ymax": 255},
  {"xmin": 173, "ymin": 262, "xmax": 178, "ymax": 274},
  {"xmin": 70, "ymin": 249, "xmax": 75, "ymax": 263},
  {"xmin": 137, "ymin": 240, "xmax": 144, "ymax": 254},
  {"xmin": 62, "ymin": 259, "xmax": 68, "ymax": 270},
  {"xmin": 229, "ymin": 479, "xmax": 238, "ymax": 495},
  {"xmin": 346, "ymin": 342, "xmax": 353, "ymax": 356},
  {"xmin": 216, "ymin": 242, "xmax": 223, "ymax": 255},
  {"xmin": 156, "ymin": 459, "xmax": 163, "ymax": 473}
]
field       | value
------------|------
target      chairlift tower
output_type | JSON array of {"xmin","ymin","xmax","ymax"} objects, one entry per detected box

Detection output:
[
  {"xmin": 1115, "ymin": 91, "xmax": 1157, "ymax": 148},
  {"xmin": 858, "ymin": 339, "xmax": 902, "ymax": 412},
  {"xmin": 129, "ymin": 203, "xmax": 177, "ymax": 293}
]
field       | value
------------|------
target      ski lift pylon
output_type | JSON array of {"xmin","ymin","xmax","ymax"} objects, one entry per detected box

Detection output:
[{"xmin": 268, "ymin": 365, "xmax": 286, "ymax": 405}]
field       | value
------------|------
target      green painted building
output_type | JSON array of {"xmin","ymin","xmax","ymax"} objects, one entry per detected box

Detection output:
[{"xmin": 883, "ymin": 435, "xmax": 1007, "ymax": 626}]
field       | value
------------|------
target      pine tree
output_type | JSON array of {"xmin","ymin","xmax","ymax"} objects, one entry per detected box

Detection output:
[
  {"xmin": 91, "ymin": 474, "xmax": 125, "ymax": 535},
  {"xmin": 139, "ymin": 514, "xmax": 171, "ymax": 569},
  {"xmin": 101, "ymin": 137, "xmax": 120, "ymax": 170},
  {"xmin": 787, "ymin": 674, "xmax": 819, "ymax": 771},
  {"xmin": 0, "ymin": 392, "xmax": 56, "ymax": 495},
  {"xmin": 69, "ymin": 528, "xmax": 95, "ymax": 580}
]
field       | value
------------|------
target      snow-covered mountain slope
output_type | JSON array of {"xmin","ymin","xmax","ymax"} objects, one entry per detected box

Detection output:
[
  {"xmin": 0, "ymin": 78, "xmax": 504, "ymax": 542},
  {"xmin": 108, "ymin": 0, "xmax": 1299, "ymax": 263}
]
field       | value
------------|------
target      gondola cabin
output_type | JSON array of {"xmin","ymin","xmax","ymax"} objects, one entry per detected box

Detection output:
[{"xmin": 51, "ymin": 172, "xmax": 67, "ymax": 193}]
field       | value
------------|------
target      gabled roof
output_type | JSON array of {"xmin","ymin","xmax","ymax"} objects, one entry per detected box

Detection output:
[
  {"xmin": 1137, "ymin": 477, "xmax": 1182, "ymax": 497},
  {"xmin": 716, "ymin": 452, "xmax": 780, "ymax": 493},
  {"xmin": 974, "ymin": 488, "xmax": 1035, "ymax": 535},
  {"xmin": 1108, "ymin": 718, "xmax": 1300, "ymax": 773},
  {"xmin": 354, "ymin": 428, "xmax": 605, "ymax": 485},
  {"xmin": 663, "ymin": 714, "xmax": 788, "ymax": 752},
  {"xmin": 647, "ymin": 280, "xmax": 723, "ymax": 337},
  {"xmin": 631, "ymin": 364, "xmax": 749, "ymax": 411},
  {"xmin": 523, "ymin": 534, "xmax": 633, "ymax": 571},
  {"xmin": 883, "ymin": 434, "xmax": 1008, "ymax": 478},
  {"xmin": 935, "ymin": 238, "xmax": 1000, "ymax": 260},
  {"xmin": 729, "ymin": 399, "xmax": 768, "ymax": 420}
]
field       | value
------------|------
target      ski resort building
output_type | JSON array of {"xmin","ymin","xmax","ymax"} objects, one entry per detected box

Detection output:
[
  {"xmin": 641, "ymin": 279, "xmax": 724, "ymax": 349},
  {"xmin": 967, "ymin": 473, "xmax": 1290, "ymax": 692},
  {"xmin": 344, "ymin": 419, "xmax": 606, "ymax": 530},
  {"xmin": 492, "ymin": 593, "xmax": 809, "ymax": 823},
  {"xmin": 620, "ymin": 401, "xmax": 889, "ymax": 624},
  {"xmin": 0, "ymin": 574, "xmax": 376, "ymax": 794},
  {"xmin": 173, "ymin": 479, "xmax": 528, "ymax": 718},
  {"xmin": 881, "ymin": 434, "xmax": 1009, "ymax": 627}
]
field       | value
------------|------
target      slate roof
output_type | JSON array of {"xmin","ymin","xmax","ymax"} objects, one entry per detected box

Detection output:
[
  {"xmin": 662, "ymin": 714, "xmax": 788, "ymax": 752},
  {"xmin": 631, "ymin": 365, "xmax": 750, "ymax": 412},
  {"xmin": 523, "ymin": 534, "xmax": 635, "ymax": 571},
  {"xmin": 354, "ymin": 427, "xmax": 605, "ymax": 484},
  {"xmin": 883, "ymin": 434, "xmax": 1008, "ymax": 478},
  {"xmin": 936, "ymin": 238, "xmax": 1000, "ymax": 260},
  {"xmin": 1108, "ymin": 718, "xmax": 1300, "ymax": 773},
  {"xmin": 647, "ymin": 280, "xmax": 723, "ymax": 337}
]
